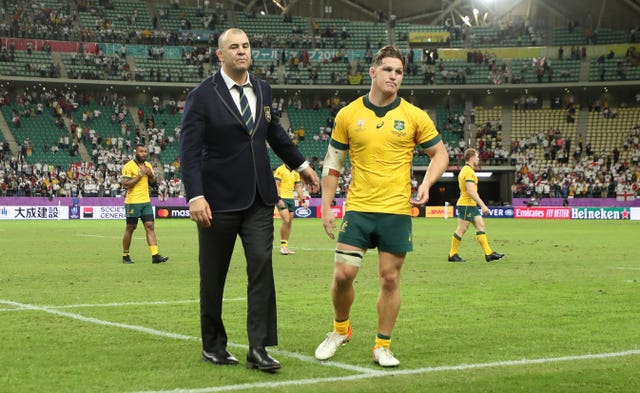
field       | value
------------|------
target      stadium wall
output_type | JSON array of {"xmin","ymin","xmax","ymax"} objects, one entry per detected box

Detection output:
[
  {"xmin": 512, "ymin": 197, "xmax": 640, "ymax": 207},
  {"xmin": 2, "ymin": 197, "xmax": 639, "ymax": 220}
]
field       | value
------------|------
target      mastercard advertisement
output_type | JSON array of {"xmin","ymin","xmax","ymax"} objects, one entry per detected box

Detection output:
[{"xmin": 155, "ymin": 207, "xmax": 190, "ymax": 219}]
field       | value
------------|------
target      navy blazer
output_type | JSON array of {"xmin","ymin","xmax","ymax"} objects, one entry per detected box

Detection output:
[{"xmin": 180, "ymin": 72, "xmax": 306, "ymax": 212}]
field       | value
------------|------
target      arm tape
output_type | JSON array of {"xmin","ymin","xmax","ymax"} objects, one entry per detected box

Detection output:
[{"xmin": 321, "ymin": 145, "xmax": 346, "ymax": 177}]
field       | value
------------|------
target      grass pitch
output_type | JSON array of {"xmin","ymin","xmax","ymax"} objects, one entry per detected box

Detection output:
[{"xmin": 1, "ymin": 218, "xmax": 639, "ymax": 393}]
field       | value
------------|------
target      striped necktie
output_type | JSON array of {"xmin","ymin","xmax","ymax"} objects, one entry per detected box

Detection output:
[{"xmin": 234, "ymin": 84, "xmax": 254, "ymax": 130}]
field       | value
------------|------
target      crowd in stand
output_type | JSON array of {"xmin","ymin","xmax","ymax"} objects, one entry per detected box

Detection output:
[
  {"xmin": 0, "ymin": 1, "xmax": 76, "ymax": 41},
  {"xmin": 0, "ymin": 88, "xmax": 184, "ymax": 199},
  {"xmin": 509, "ymin": 121, "xmax": 639, "ymax": 201},
  {"xmin": 3, "ymin": 0, "xmax": 638, "ymax": 88},
  {"xmin": 0, "ymin": 75, "xmax": 639, "ymax": 203}
]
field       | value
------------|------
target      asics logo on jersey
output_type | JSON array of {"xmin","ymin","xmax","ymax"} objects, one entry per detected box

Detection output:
[{"xmin": 376, "ymin": 121, "xmax": 384, "ymax": 128}]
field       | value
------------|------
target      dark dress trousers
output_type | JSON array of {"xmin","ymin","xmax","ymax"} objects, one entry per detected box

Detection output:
[{"xmin": 179, "ymin": 72, "xmax": 306, "ymax": 352}]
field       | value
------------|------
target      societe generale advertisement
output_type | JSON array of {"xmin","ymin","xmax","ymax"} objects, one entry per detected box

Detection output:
[{"xmin": 80, "ymin": 206, "xmax": 133, "ymax": 220}]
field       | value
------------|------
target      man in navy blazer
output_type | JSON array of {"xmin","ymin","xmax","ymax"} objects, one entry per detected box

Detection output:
[{"xmin": 180, "ymin": 28, "xmax": 319, "ymax": 372}]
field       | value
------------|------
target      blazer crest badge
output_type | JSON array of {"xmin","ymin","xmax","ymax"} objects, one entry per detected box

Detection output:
[{"xmin": 264, "ymin": 106, "xmax": 271, "ymax": 122}]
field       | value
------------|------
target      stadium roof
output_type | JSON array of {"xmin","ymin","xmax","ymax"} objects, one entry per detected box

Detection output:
[{"xmin": 264, "ymin": 0, "xmax": 640, "ymax": 31}]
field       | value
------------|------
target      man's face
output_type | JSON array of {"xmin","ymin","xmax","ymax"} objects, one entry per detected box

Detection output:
[
  {"xmin": 135, "ymin": 147, "xmax": 147, "ymax": 163},
  {"xmin": 470, "ymin": 153, "xmax": 480, "ymax": 168},
  {"xmin": 217, "ymin": 31, "xmax": 252, "ymax": 75},
  {"xmin": 369, "ymin": 57, "xmax": 404, "ymax": 96}
]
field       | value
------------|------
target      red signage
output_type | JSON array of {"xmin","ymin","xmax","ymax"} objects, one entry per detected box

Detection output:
[
  {"xmin": 514, "ymin": 207, "xmax": 571, "ymax": 219},
  {"xmin": 316, "ymin": 206, "xmax": 344, "ymax": 219}
]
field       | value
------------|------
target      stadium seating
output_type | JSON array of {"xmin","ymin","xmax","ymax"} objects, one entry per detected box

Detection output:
[
  {"xmin": 132, "ymin": 56, "xmax": 205, "ymax": 83},
  {"xmin": 584, "ymin": 107, "xmax": 640, "ymax": 163},
  {"xmin": 77, "ymin": 0, "xmax": 153, "ymax": 33},
  {"xmin": 69, "ymin": 104, "xmax": 137, "ymax": 150},
  {"xmin": 0, "ymin": 0, "xmax": 638, "ymax": 201},
  {"xmin": 0, "ymin": 50, "xmax": 57, "ymax": 78},
  {"xmin": 511, "ymin": 108, "xmax": 579, "ymax": 164},
  {"xmin": 138, "ymin": 106, "xmax": 182, "ymax": 166},
  {"xmin": 588, "ymin": 56, "xmax": 640, "ymax": 81},
  {"xmin": 0, "ymin": 105, "xmax": 82, "ymax": 168}
]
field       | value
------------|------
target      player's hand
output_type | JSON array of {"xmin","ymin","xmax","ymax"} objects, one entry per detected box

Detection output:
[
  {"xmin": 410, "ymin": 183, "xmax": 430, "ymax": 206},
  {"xmin": 189, "ymin": 198, "xmax": 212, "ymax": 228},
  {"xmin": 278, "ymin": 199, "xmax": 285, "ymax": 208},
  {"xmin": 300, "ymin": 167, "xmax": 320, "ymax": 194},
  {"xmin": 481, "ymin": 205, "xmax": 490, "ymax": 215},
  {"xmin": 321, "ymin": 207, "xmax": 336, "ymax": 240},
  {"xmin": 138, "ymin": 164, "xmax": 150, "ymax": 176}
]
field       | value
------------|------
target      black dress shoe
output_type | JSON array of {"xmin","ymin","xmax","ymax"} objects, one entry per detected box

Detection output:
[
  {"xmin": 202, "ymin": 349, "xmax": 239, "ymax": 365},
  {"xmin": 246, "ymin": 347, "xmax": 281, "ymax": 372}
]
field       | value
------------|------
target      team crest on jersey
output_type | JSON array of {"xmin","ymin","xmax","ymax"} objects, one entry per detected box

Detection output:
[
  {"xmin": 264, "ymin": 106, "xmax": 271, "ymax": 122},
  {"xmin": 355, "ymin": 119, "xmax": 366, "ymax": 132},
  {"xmin": 392, "ymin": 120, "xmax": 406, "ymax": 136}
]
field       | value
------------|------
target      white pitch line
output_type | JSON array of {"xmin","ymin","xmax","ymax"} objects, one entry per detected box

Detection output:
[
  {"xmin": 3, "ymin": 299, "xmax": 639, "ymax": 393},
  {"xmin": 0, "ymin": 298, "xmax": 245, "ymax": 313},
  {"xmin": 126, "ymin": 349, "xmax": 640, "ymax": 393},
  {"xmin": 76, "ymin": 233, "xmax": 145, "ymax": 240},
  {"xmin": 74, "ymin": 233, "xmax": 334, "ymax": 252},
  {"xmin": 0, "ymin": 299, "xmax": 371, "ymax": 375},
  {"xmin": 612, "ymin": 266, "xmax": 640, "ymax": 271},
  {"xmin": 285, "ymin": 247, "xmax": 336, "ymax": 252},
  {"xmin": 0, "ymin": 299, "xmax": 198, "ymax": 341}
]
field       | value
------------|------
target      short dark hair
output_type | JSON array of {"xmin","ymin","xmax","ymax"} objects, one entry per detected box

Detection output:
[
  {"xmin": 371, "ymin": 45, "xmax": 405, "ymax": 69},
  {"xmin": 135, "ymin": 143, "xmax": 146, "ymax": 150}
]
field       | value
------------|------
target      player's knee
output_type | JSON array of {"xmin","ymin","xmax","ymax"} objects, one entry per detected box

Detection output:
[
  {"xmin": 333, "ymin": 265, "xmax": 357, "ymax": 286},
  {"xmin": 379, "ymin": 269, "xmax": 401, "ymax": 289}
]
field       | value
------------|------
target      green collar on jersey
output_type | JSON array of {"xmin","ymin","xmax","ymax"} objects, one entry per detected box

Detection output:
[{"xmin": 363, "ymin": 95, "xmax": 401, "ymax": 118}]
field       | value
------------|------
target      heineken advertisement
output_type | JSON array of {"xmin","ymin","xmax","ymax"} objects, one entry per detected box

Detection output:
[{"xmin": 571, "ymin": 207, "xmax": 631, "ymax": 220}]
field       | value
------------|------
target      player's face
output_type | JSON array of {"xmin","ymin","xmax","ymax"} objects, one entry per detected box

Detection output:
[
  {"xmin": 469, "ymin": 152, "xmax": 480, "ymax": 168},
  {"xmin": 217, "ymin": 31, "xmax": 252, "ymax": 77},
  {"xmin": 135, "ymin": 147, "xmax": 147, "ymax": 163},
  {"xmin": 369, "ymin": 57, "xmax": 404, "ymax": 97}
]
